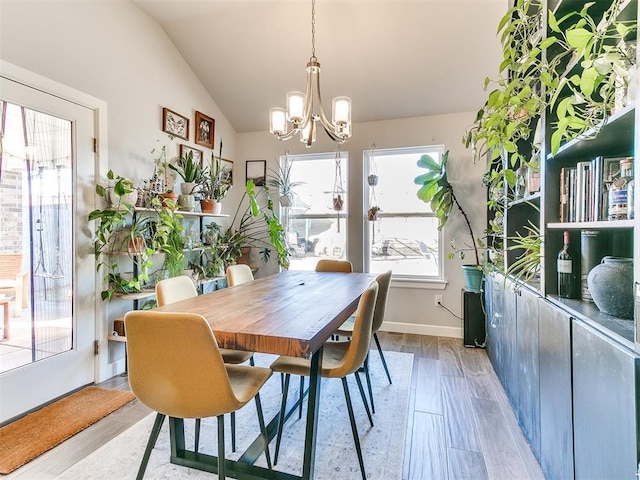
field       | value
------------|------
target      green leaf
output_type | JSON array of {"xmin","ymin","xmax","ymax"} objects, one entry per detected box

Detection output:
[
  {"xmin": 416, "ymin": 154, "xmax": 440, "ymax": 171},
  {"xmin": 566, "ymin": 28, "xmax": 592, "ymax": 52},
  {"xmin": 414, "ymin": 171, "xmax": 441, "ymax": 185},
  {"xmin": 548, "ymin": 11, "xmax": 560, "ymax": 32},
  {"xmin": 417, "ymin": 182, "xmax": 439, "ymax": 204},
  {"xmin": 579, "ymin": 67, "xmax": 599, "ymax": 98}
]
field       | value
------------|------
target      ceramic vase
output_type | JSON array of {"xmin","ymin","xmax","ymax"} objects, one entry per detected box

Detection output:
[{"xmin": 587, "ymin": 256, "xmax": 634, "ymax": 319}]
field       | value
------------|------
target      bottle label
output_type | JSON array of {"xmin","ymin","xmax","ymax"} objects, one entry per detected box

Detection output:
[{"xmin": 557, "ymin": 259, "xmax": 572, "ymax": 273}]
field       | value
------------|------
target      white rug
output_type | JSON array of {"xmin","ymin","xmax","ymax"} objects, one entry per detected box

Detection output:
[{"xmin": 55, "ymin": 350, "xmax": 413, "ymax": 480}]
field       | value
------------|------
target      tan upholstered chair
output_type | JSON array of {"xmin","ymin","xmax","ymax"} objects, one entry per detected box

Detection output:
[
  {"xmin": 315, "ymin": 259, "xmax": 353, "ymax": 273},
  {"xmin": 226, "ymin": 264, "xmax": 254, "ymax": 286},
  {"xmin": 0, "ymin": 253, "xmax": 28, "ymax": 317},
  {"xmin": 155, "ymin": 275, "xmax": 254, "ymax": 452},
  {"xmin": 336, "ymin": 270, "xmax": 393, "ymax": 413},
  {"xmin": 269, "ymin": 281, "xmax": 379, "ymax": 479},
  {"xmin": 125, "ymin": 311, "xmax": 272, "ymax": 480}
]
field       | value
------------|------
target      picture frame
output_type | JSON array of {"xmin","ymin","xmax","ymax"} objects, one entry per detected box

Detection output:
[
  {"xmin": 603, "ymin": 157, "xmax": 623, "ymax": 183},
  {"xmin": 220, "ymin": 158, "xmax": 234, "ymax": 185},
  {"xmin": 195, "ymin": 111, "xmax": 215, "ymax": 149},
  {"xmin": 246, "ymin": 160, "xmax": 266, "ymax": 186},
  {"xmin": 162, "ymin": 107, "xmax": 189, "ymax": 140},
  {"xmin": 179, "ymin": 145, "xmax": 204, "ymax": 167}
]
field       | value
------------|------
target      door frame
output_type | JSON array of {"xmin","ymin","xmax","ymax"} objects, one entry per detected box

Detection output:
[{"xmin": 0, "ymin": 59, "xmax": 109, "ymax": 388}]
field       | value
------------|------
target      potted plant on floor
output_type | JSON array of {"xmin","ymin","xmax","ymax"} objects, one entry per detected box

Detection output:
[{"xmin": 414, "ymin": 150, "xmax": 486, "ymax": 291}]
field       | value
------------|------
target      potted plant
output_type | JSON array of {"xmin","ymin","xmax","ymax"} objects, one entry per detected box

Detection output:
[
  {"xmin": 267, "ymin": 154, "xmax": 304, "ymax": 207},
  {"xmin": 200, "ymin": 152, "xmax": 231, "ymax": 214},
  {"xmin": 170, "ymin": 150, "xmax": 202, "ymax": 195},
  {"xmin": 367, "ymin": 205, "xmax": 381, "ymax": 221},
  {"xmin": 213, "ymin": 179, "xmax": 290, "ymax": 269},
  {"xmin": 88, "ymin": 171, "xmax": 154, "ymax": 300},
  {"xmin": 415, "ymin": 150, "xmax": 485, "ymax": 291},
  {"xmin": 147, "ymin": 197, "xmax": 185, "ymax": 278}
]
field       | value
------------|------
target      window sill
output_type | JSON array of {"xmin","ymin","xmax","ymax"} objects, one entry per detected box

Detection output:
[{"xmin": 390, "ymin": 277, "xmax": 447, "ymax": 290}]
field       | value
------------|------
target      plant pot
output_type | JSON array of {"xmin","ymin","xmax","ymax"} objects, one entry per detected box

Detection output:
[
  {"xmin": 280, "ymin": 194, "xmax": 293, "ymax": 208},
  {"xmin": 158, "ymin": 191, "xmax": 178, "ymax": 208},
  {"xmin": 181, "ymin": 182, "xmax": 197, "ymax": 195},
  {"xmin": 367, "ymin": 174, "xmax": 378, "ymax": 186},
  {"xmin": 200, "ymin": 198, "xmax": 217, "ymax": 214},
  {"xmin": 128, "ymin": 237, "xmax": 145, "ymax": 255},
  {"xmin": 237, "ymin": 247, "xmax": 251, "ymax": 265},
  {"xmin": 333, "ymin": 195, "xmax": 344, "ymax": 211},
  {"xmin": 178, "ymin": 194, "xmax": 196, "ymax": 211},
  {"xmin": 587, "ymin": 256, "xmax": 634, "ymax": 319},
  {"xmin": 367, "ymin": 209, "xmax": 379, "ymax": 221},
  {"xmin": 462, "ymin": 265, "xmax": 484, "ymax": 292}
]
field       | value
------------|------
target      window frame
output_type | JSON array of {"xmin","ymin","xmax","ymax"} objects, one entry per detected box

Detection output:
[{"xmin": 363, "ymin": 144, "xmax": 445, "ymax": 282}]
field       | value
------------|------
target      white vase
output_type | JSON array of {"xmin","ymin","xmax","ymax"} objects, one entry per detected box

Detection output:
[{"xmin": 181, "ymin": 182, "xmax": 197, "ymax": 195}]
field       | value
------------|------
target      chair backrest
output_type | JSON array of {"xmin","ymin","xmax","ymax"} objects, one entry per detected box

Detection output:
[
  {"xmin": 226, "ymin": 264, "xmax": 254, "ymax": 286},
  {"xmin": 315, "ymin": 259, "xmax": 353, "ymax": 273},
  {"xmin": 125, "ymin": 310, "xmax": 240, "ymax": 418},
  {"xmin": 155, "ymin": 275, "xmax": 198, "ymax": 306},
  {"xmin": 329, "ymin": 281, "xmax": 378, "ymax": 378},
  {"xmin": 0, "ymin": 253, "xmax": 23, "ymax": 280},
  {"xmin": 372, "ymin": 270, "xmax": 392, "ymax": 333}
]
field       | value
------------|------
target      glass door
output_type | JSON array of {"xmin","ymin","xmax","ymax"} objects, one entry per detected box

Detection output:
[{"xmin": 0, "ymin": 75, "xmax": 96, "ymax": 423}]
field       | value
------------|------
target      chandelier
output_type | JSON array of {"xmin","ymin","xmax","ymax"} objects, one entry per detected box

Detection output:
[{"xmin": 269, "ymin": 0, "xmax": 352, "ymax": 147}]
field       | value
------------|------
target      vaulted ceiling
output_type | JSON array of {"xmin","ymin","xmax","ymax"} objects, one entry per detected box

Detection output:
[{"xmin": 132, "ymin": 0, "xmax": 507, "ymax": 134}]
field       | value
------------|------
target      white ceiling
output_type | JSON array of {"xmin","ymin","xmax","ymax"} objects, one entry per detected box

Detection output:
[{"xmin": 132, "ymin": 0, "xmax": 507, "ymax": 134}]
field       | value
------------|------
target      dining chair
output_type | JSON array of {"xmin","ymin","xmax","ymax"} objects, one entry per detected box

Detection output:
[
  {"xmin": 124, "ymin": 310, "xmax": 272, "ymax": 480},
  {"xmin": 336, "ymin": 270, "xmax": 393, "ymax": 413},
  {"xmin": 155, "ymin": 275, "xmax": 254, "ymax": 452},
  {"xmin": 226, "ymin": 264, "xmax": 254, "ymax": 286},
  {"xmin": 269, "ymin": 281, "xmax": 379, "ymax": 480},
  {"xmin": 315, "ymin": 258, "xmax": 353, "ymax": 273}
]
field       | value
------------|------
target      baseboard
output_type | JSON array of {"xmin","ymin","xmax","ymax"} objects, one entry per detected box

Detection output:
[{"xmin": 380, "ymin": 321, "xmax": 462, "ymax": 339}]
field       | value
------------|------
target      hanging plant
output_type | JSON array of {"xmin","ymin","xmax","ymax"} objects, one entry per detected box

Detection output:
[
  {"xmin": 367, "ymin": 206, "xmax": 381, "ymax": 221},
  {"xmin": 332, "ymin": 148, "xmax": 346, "ymax": 232}
]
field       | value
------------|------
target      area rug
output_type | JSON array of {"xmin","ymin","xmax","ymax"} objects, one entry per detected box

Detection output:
[
  {"xmin": 56, "ymin": 351, "xmax": 413, "ymax": 480},
  {"xmin": 0, "ymin": 386, "xmax": 135, "ymax": 475}
]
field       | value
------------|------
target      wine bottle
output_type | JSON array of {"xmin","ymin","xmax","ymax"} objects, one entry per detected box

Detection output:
[{"xmin": 557, "ymin": 231, "xmax": 573, "ymax": 298}]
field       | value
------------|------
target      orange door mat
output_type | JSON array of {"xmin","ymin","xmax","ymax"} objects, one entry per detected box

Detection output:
[{"xmin": 0, "ymin": 386, "xmax": 135, "ymax": 474}]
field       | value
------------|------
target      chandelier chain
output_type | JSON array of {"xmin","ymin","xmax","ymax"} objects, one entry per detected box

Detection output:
[{"xmin": 310, "ymin": 0, "xmax": 316, "ymax": 61}]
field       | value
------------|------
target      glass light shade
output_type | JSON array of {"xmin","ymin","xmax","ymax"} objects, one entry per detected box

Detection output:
[
  {"xmin": 286, "ymin": 92, "xmax": 305, "ymax": 123},
  {"xmin": 332, "ymin": 96, "xmax": 351, "ymax": 125},
  {"xmin": 270, "ymin": 108, "xmax": 287, "ymax": 135},
  {"xmin": 300, "ymin": 119, "xmax": 316, "ymax": 145}
]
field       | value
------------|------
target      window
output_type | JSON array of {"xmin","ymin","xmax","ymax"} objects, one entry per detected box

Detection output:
[
  {"xmin": 364, "ymin": 145, "xmax": 444, "ymax": 280},
  {"xmin": 281, "ymin": 151, "xmax": 348, "ymax": 271}
]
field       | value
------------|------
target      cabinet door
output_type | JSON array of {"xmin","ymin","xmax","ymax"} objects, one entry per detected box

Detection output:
[
  {"xmin": 514, "ymin": 285, "xmax": 540, "ymax": 459},
  {"xmin": 572, "ymin": 320, "xmax": 639, "ymax": 479},
  {"xmin": 485, "ymin": 273, "xmax": 513, "ymax": 388},
  {"xmin": 502, "ymin": 280, "xmax": 518, "ymax": 406},
  {"xmin": 538, "ymin": 300, "xmax": 573, "ymax": 480}
]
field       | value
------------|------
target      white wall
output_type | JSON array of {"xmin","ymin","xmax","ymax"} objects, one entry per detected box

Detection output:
[
  {"xmin": 0, "ymin": 0, "xmax": 237, "ymax": 379},
  {"xmin": 237, "ymin": 111, "xmax": 487, "ymax": 338}
]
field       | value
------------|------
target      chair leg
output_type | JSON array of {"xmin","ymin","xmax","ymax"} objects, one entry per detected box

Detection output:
[
  {"xmin": 373, "ymin": 332, "xmax": 392, "ymax": 384},
  {"xmin": 363, "ymin": 353, "xmax": 375, "ymax": 414},
  {"xmin": 217, "ymin": 415, "xmax": 226, "ymax": 480},
  {"xmin": 274, "ymin": 373, "xmax": 291, "ymax": 465},
  {"xmin": 250, "ymin": 356, "xmax": 255, "ymax": 366},
  {"xmin": 195, "ymin": 418, "xmax": 201, "ymax": 453},
  {"xmin": 254, "ymin": 392, "xmax": 273, "ymax": 469},
  {"xmin": 341, "ymin": 377, "xmax": 367, "ymax": 480},
  {"xmin": 298, "ymin": 375, "xmax": 305, "ymax": 419},
  {"xmin": 354, "ymin": 371, "xmax": 374, "ymax": 427},
  {"xmin": 136, "ymin": 413, "xmax": 165, "ymax": 480},
  {"xmin": 231, "ymin": 412, "xmax": 236, "ymax": 452}
]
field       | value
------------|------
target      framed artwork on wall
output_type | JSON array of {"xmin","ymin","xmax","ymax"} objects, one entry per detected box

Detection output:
[
  {"xmin": 195, "ymin": 111, "xmax": 215, "ymax": 149},
  {"xmin": 246, "ymin": 160, "xmax": 266, "ymax": 186},
  {"xmin": 220, "ymin": 158, "xmax": 234, "ymax": 185},
  {"xmin": 179, "ymin": 144, "xmax": 204, "ymax": 166},
  {"xmin": 162, "ymin": 107, "xmax": 189, "ymax": 140}
]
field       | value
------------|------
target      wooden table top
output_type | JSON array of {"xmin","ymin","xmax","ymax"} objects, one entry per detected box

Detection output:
[{"xmin": 154, "ymin": 270, "xmax": 376, "ymax": 359}]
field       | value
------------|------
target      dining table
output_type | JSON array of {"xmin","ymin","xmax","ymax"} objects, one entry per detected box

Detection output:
[{"xmin": 153, "ymin": 269, "xmax": 377, "ymax": 480}]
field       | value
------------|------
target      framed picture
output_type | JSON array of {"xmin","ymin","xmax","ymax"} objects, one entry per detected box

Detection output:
[
  {"xmin": 162, "ymin": 107, "xmax": 189, "ymax": 140},
  {"xmin": 195, "ymin": 111, "xmax": 215, "ymax": 149},
  {"xmin": 603, "ymin": 157, "xmax": 623, "ymax": 183},
  {"xmin": 220, "ymin": 158, "xmax": 234, "ymax": 185},
  {"xmin": 246, "ymin": 160, "xmax": 266, "ymax": 186},
  {"xmin": 179, "ymin": 145, "xmax": 203, "ymax": 166}
]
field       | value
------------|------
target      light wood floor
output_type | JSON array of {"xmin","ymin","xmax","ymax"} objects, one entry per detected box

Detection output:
[{"xmin": 7, "ymin": 333, "xmax": 544, "ymax": 480}]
